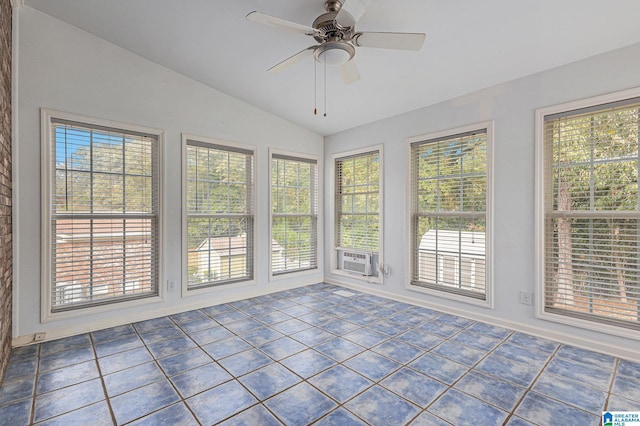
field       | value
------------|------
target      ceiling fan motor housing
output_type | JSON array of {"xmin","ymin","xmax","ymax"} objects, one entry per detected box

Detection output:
[{"xmin": 312, "ymin": 13, "xmax": 354, "ymax": 43}]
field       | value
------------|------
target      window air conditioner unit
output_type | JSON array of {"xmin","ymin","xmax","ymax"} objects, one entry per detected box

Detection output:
[{"xmin": 341, "ymin": 251, "xmax": 372, "ymax": 276}]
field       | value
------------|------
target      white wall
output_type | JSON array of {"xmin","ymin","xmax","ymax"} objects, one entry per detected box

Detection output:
[
  {"xmin": 324, "ymin": 42, "xmax": 640, "ymax": 360},
  {"xmin": 13, "ymin": 8, "xmax": 323, "ymax": 343}
]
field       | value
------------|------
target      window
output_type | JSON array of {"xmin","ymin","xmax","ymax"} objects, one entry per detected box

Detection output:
[
  {"xmin": 537, "ymin": 91, "xmax": 640, "ymax": 332},
  {"xmin": 333, "ymin": 148, "xmax": 382, "ymax": 280},
  {"xmin": 270, "ymin": 152, "xmax": 318, "ymax": 275},
  {"xmin": 43, "ymin": 111, "xmax": 161, "ymax": 313},
  {"xmin": 184, "ymin": 137, "xmax": 255, "ymax": 289},
  {"xmin": 335, "ymin": 150, "xmax": 380, "ymax": 252},
  {"xmin": 410, "ymin": 124, "xmax": 491, "ymax": 302}
]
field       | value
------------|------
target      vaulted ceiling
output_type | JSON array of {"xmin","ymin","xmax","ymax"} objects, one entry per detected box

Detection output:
[{"xmin": 24, "ymin": 0, "xmax": 640, "ymax": 135}]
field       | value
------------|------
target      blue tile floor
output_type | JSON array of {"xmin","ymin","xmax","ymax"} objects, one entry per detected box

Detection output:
[{"xmin": 1, "ymin": 283, "xmax": 639, "ymax": 425}]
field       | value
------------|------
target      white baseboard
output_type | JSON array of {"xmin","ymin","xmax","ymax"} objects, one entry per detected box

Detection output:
[
  {"xmin": 325, "ymin": 278, "xmax": 640, "ymax": 363},
  {"xmin": 12, "ymin": 280, "xmax": 313, "ymax": 347}
]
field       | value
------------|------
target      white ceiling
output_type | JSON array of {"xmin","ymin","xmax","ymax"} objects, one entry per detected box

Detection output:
[{"xmin": 24, "ymin": 0, "xmax": 640, "ymax": 136}]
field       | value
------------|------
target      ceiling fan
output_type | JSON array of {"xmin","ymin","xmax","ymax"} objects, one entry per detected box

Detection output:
[{"xmin": 247, "ymin": 0, "xmax": 426, "ymax": 85}]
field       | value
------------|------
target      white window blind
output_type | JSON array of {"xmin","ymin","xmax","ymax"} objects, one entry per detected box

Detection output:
[
  {"xmin": 543, "ymin": 98, "xmax": 640, "ymax": 330},
  {"xmin": 186, "ymin": 140, "xmax": 254, "ymax": 288},
  {"xmin": 335, "ymin": 150, "xmax": 380, "ymax": 252},
  {"xmin": 50, "ymin": 119, "xmax": 159, "ymax": 311},
  {"xmin": 411, "ymin": 130, "xmax": 487, "ymax": 300},
  {"xmin": 271, "ymin": 154, "xmax": 318, "ymax": 275}
]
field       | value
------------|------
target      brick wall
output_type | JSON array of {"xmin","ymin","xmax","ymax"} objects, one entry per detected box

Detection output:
[{"xmin": 0, "ymin": 0, "xmax": 12, "ymax": 385}]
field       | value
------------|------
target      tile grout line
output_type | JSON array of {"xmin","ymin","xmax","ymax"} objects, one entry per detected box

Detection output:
[
  {"xmin": 28, "ymin": 343, "xmax": 41, "ymax": 426},
  {"xmin": 312, "ymin": 302, "xmax": 502, "ymax": 424},
  {"xmin": 382, "ymin": 316, "xmax": 481, "ymax": 426},
  {"xmin": 210, "ymin": 299, "xmax": 313, "ymax": 424},
  {"xmin": 504, "ymin": 343, "xmax": 562, "ymax": 425},
  {"xmin": 240, "ymin": 292, "xmax": 361, "ymax": 425},
  {"xmin": 262, "ymin": 317, "xmax": 347, "ymax": 426},
  {"xmin": 97, "ymin": 318, "xmax": 201, "ymax": 424},
  {"xmin": 603, "ymin": 357, "xmax": 620, "ymax": 412},
  {"xmin": 415, "ymin": 323, "xmax": 515, "ymax": 424},
  {"xmin": 147, "ymin": 315, "xmax": 204, "ymax": 426},
  {"xmin": 263, "ymin": 296, "xmax": 369, "ymax": 425},
  {"xmin": 156, "ymin": 311, "xmax": 272, "ymax": 424},
  {"xmin": 29, "ymin": 335, "xmax": 118, "ymax": 425},
  {"xmin": 307, "ymin": 310, "xmax": 482, "ymax": 425},
  {"xmin": 293, "ymin": 297, "xmax": 393, "ymax": 426},
  {"xmin": 88, "ymin": 332, "xmax": 118, "ymax": 426},
  {"xmin": 167, "ymin": 300, "xmax": 306, "ymax": 425},
  {"xmin": 256, "ymin": 292, "xmax": 407, "ymax": 425}
]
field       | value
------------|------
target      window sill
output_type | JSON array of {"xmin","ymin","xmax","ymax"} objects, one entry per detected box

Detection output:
[
  {"xmin": 42, "ymin": 294, "xmax": 164, "ymax": 323},
  {"xmin": 182, "ymin": 278, "xmax": 257, "ymax": 297},
  {"xmin": 269, "ymin": 267, "xmax": 320, "ymax": 282},
  {"xmin": 407, "ymin": 282, "xmax": 493, "ymax": 309},
  {"xmin": 535, "ymin": 306, "xmax": 640, "ymax": 341},
  {"xmin": 331, "ymin": 268, "xmax": 382, "ymax": 285}
]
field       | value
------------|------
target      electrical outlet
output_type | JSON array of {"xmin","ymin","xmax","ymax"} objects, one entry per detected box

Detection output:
[
  {"xmin": 519, "ymin": 290, "xmax": 532, "ymax": 306},
  {"xmin": 167, "ymin": 280, "xmax": 177, "ymax": 292},
  {"xmin": 33, "ymin": 332, "xmax": 46, "ymax": 342}
]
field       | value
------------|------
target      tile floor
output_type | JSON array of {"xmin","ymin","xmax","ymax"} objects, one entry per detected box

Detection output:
[{"xmin": 1, "ymin": 283, "xmax": 639, "ymax": 425}]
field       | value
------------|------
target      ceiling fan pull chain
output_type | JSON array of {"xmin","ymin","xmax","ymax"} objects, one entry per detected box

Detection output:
[
  {"xmin": 324, "ymin": 54, "xmax": 328, "ymax": 117},
  {"xmin": 314, "ymin": 59, "xmax": 318, "ymax": 115}
]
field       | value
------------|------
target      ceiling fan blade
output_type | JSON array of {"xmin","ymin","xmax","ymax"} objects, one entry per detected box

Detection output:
[
  {"xmin": 335, "ymin": 0, "xmax": 373, "ymax": 29},
  {"xmin": 354, "ymin": 32, "xmax": 426, "ymax": 51},
  {"xmin": 246, "ymin": 11, "xmax": 320, "ymax": 36},
  {"xmin": 340, "ymin": 60, "xmax": 361, "ymax": 85},
  {"xmin": 267, "ymin": 47, "xmax": 316, "ymax": 73}
]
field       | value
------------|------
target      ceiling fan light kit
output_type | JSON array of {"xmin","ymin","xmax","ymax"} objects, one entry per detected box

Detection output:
[{"xmin": 314, "ymin": 41, "xmax": 355, "ymax": 65}]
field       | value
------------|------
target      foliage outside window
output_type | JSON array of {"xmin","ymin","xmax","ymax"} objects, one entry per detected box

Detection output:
[
  {"xmin": 542, "ymin": 98, "xmax": 640, "ymax": 330},
  {"xmin": 271, "ymin": 154, "xmax": 318, "ymax": 275},
  {"xmin": 410, "ymin": 129, "xmax": 488, "ymax": 300},
  {"xmin": 49, "ymin": 118, "xmax": 159, "ymax": 311},
  {"xmin": 185, "ymin": 140, "xmax": 254, "ymax": 288},
  {"xmin": 335, "ymin": 151, "xmax": 380, "ymax": 252}
]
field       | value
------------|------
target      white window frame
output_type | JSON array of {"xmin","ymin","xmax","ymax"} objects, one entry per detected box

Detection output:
[
  {"xmin": 535, "ymin": 87, "xmax": 640, "ymax": 339},
  {"xmin": 406, "ymin": 122, "xmax": 494, "ymax": 308},
  {"xmin": 41, "ymin": 109, "xmax": 164, "ymax": 322},
  {"xmin": 181, "ymin": 134, "xmax": 257, "ymax": 296},
  {"xmin": 330, "ymin": 145, "xmax": 384, "ymax": 284},
  {"xmin": 269, "ymin": 149, "xmax": 321, "ymax": 280}
]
